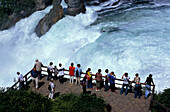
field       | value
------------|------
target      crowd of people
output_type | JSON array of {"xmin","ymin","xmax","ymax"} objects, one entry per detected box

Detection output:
[{"xmin": 17, "ymin": 59, "xmax": 155, "ymax": 100}]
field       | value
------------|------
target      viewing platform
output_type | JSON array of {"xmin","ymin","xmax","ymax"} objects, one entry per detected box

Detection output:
[{"xmin": 10, "ymin": 66, "xmax": 158, "ymax": 112}]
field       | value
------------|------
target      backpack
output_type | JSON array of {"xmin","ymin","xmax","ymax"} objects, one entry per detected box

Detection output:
[
  {"xmin": 48, "ymin": 84, "xmax": 51, "ymax": 91},
  {"xmin": 76, "ymin": 69, "xmax": 79, "ymax": 77},
  {"xmin": 47, "ymin": 68, "xmax": 50, "ymax": 73}
]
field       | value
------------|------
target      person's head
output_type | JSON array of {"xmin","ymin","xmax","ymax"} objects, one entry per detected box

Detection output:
[
  {"xmin": 124, "ymin": 72, "xmax": 128, "ymax": 77},
  {"xmin": 50, "ymin": 62, "xmax": 53, "ymax": 66},
  {"xmin": 135, "ymin": 73, "xmax": 139, "ymax": 77},
  {"xmin": 111, "ymin": 71, "xmax": 114, "ymax": 75},
  {"xmin": 87, "ymin": 68, "xmax": 91, "ymax": 72},
  {"xmin": 33, "ymin": 68, "xmax": 36, "ymax": 71},
  {"xmin": 98, "ymin": 69, "xmax": 101, "ymax": 73},
  {"xmin": 149, "ymin": 74, "xmax": 152, "ymax": 78},
  {"xmin": 71, "ymin": 63, "xmax": 74, "ymax": 66},
  {"xmin": 54, "ymin": 66, "xmax": 57, "ymax": 68},
  {"xmin": 77, "ymin": 64, "xmax": 81, "ymax": 67},
  {"xmin": 105, "ymin": 69, "xmax": 109, "ymax": 73},
  {"xmin": 35, "ymin": 59, "xmax": 39, "ymax": 62},
  {"xmin": 51, "ymin": 79, "xmax": 53, "ymax": 82},
  {"xmin": 59, "ymin": 63, "xmax": 62, "ymax": 67},
  {"xmin": 17, "ymin": 72, "xmax": 20, "ymax": 75}
]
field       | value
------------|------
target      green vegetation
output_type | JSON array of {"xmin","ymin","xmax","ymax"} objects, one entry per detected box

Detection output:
[
  {"xmin": 52, "ymin": 93, "xmax": 106, "ymax": 112},
  {"xmin": 0, "ymin": 89, "xmax": 52, "ymax": 112},
  {"xmin": 0, "ymin": 89, "xmax": 106, "ymax": 112},
  {"xmin": 0, "ymin": 0, "xmax": 35, "ymax": 17},
  {"xmin": 151, "ymin": 88, "xmax": 170, "ymax": 112}
]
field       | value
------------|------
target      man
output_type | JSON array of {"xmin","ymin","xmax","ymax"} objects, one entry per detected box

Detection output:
[
  {"xmin": 31, "ymin": 68, "xmax": 38, "ymax": 90},
  {"xmin": 104, "ymin": 69, "xmax": 110, "ymax": 91},
  {"xmin": 75, "ymin": 64, "xmax": 82, "ymax": 85},
  {"xmin": 48, "ymin": 79, "xmax": 55, "ymax": 99},
  {"xmin": 109, "ymin": 72, "xmax": 117, "ymax": 93},
  {"xmin": 120, "ymin": 72, "xmax": 130, "ymax": 95},
  {"xmin": 34, "ymin": 59, "xmax": 43, "ymax": 80},
  {"xmin": 17, "ymin": 72, "xmax": 24, "ymax": 89},
  {"xmin": 144, "ymin": 74, "xmax": 155, "ymax": 99},
  {"xmin": 69, "ymin": 63, "xmax": 75, "ymax": 84},
  {"xmin": 58, "ymin": 63, "xmax": 65, "ymax": 84}
]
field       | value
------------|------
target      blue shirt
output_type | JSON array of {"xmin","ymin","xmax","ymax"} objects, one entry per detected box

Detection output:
[
  {"xmin": 109, "ymin": 74, "xmax": 116, "ymax": 84},
  {"xmin": 74, "ymin": 67, "xmax": 82, "ymax": 77}
]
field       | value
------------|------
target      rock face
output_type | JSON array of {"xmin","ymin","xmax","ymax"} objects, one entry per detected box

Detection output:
[
  {"xmin": 35, "ymin": 0, "xmax": 53, "ymax": 10},
  {"xmin": 0, "ymin": 0, "xmax": 53, "ymax": 31},
  {"xmin": 35, "ymin": 0, "xmax": 64, "ymax": 37},
  {"xmin": 65, "ymin": 0, "xmax": 86, "ymax": 16}
]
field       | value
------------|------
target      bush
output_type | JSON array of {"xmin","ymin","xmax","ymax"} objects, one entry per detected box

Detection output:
[
  {"xmin": 52, "ymin": 93, "xmax": 106, "ymax": 112},
  {"xmin": 0, "ymin": 89, "xmax": 106, "ymax": 112},
  {"xmin": 151, "ymin": 88, "xmax": 170, "ymax": 112},
  {"xmin": 0, "ymin": 0, "xmax": 35, "ymax": 18},
  {"xmin": 0, "ymin": 89, "xmax": 52, "ymax": 112}
]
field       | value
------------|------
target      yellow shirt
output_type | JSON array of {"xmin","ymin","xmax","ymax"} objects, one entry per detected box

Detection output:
[{"xmin": 87, "ymin": 72, "xmax": 91, "ymax": 77}]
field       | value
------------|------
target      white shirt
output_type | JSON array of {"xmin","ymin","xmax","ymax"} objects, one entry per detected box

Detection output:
[
  {"xmin": 18, "ymin": 74, "xmax": 24, "ymax": 82},
  {"xmin": 48, "ymin": 65, "xmax": 53, "ymax": 72},
  {"xmin": 58, "ymin": 66, "xmax": 64, "ymax": 76},
  {"xmin": 123, "ymin": 77, "xmax": 130, "ymax": 84},
  {"xmin": 49, "ymin": 82, "xmax": 55, "ymax": 92}
]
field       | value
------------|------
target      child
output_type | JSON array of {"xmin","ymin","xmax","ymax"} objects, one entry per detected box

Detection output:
[{"xmin": 81, "ymin": 76, "xmax": 87, "ymax": 94}]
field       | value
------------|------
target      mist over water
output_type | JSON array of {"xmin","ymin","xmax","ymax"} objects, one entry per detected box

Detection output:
[{"xmin": 0, "ymin": 0, "xmax": 169, "ymax": 91}]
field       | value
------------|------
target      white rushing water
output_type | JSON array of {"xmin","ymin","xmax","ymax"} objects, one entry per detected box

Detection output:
[{"xmin": 0, "ymin": 0, "xmax": 170, "ymax": 91}]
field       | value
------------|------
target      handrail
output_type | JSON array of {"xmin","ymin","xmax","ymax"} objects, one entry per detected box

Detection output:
[
  {"xmin": 152, "ymin": 100, "xmax": 170, "ymax": 112},
  {"xmin": 9, "ymin": 65, "xmax": 155, "ymax": 91}
]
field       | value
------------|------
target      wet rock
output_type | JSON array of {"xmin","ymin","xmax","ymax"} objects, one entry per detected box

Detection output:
[
  {"xmin": 66, "ymin": 0, "xmax": 86, "ymax": 16},
  {"xmin": 35, "ymin": 0, "xmax": 53, "ymax": 10},
  {"xmin": 35, "ymin": 0, "xmax": 64, "ymax": 37}
]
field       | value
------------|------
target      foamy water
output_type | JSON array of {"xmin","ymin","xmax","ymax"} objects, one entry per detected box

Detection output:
[{"xmin": 0, "ymin": 0, "xmax": 169, "ymax": 91}]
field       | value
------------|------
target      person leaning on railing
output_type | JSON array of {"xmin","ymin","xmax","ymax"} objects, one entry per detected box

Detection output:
[
  {"xmin": 17, "ymin": 72, "xmax": 24, "ymax": 89},
  {"xmin": 132, "ymin": 73, "xmax": 142, "ymax": 99},
  {"xmin": 34, "ymin": 59, "xmax": 44, "ymax": 80},
  {"xmin": 95, "ymin": 69, "xmax": 102, "ymax": 91},
  {"xmin": 86, "ymin": 68, "xmax": 93, "ymax": 90},
  {"xmin": 47, "ymin": 62, "xmax": 53, "ymax": 81},
  {"xmin": 144, "ymin": 74, "xmax": 155, "ymax": 99},
  {"xmin": 74, "ymin": 64, "xmax": 82, "ymax": 85},
  {"xmin": 120, "ymin": 72, "xmax": 130, "ymax": 95},
  {"xmin": 31, "ymin": 68, "xmax": 39, "ymax": 90},
  {"xmin": 104, "ymin": 69, "xmax": 110, "ymax": 92},
  {"xmin": 69, "ymin": 63, "xmax": 75, "ymax": 84},
  {"xmin": 58, "ymin": 63, "xmax": 65, "ymax": 84}
]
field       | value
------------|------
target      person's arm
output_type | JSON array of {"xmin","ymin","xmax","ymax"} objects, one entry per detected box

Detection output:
[
  {"xmin": 144, "ymin": 78, "xmax": 147, "ymax": 85},
  {"xmin": 151, "ymin": 78, "xmax": 155, "ymax": 86},
  {"xmin": 122, "ymin": 74, "xmax": 124, "ymax": 79},
  {"xmin": 41, "ymin": 63, "xmax": 44, "ymax": 67}
]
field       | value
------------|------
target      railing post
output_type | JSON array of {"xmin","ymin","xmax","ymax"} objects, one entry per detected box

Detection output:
[{"xmin": 25, "ymin": 75, "xmax": 28, "ymax": 87}]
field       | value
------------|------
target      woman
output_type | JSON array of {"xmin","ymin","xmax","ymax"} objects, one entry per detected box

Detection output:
[
  {"xmin": 95, "ymin": 69, "xmax": 102, "ymax": 91},
  {"xmin": 133, "ymin": 73, "xmax": 141, "ymax": 98},
  {"xmin": 86, "ymin": 68, "xmax": 93, "ymax": 90}
]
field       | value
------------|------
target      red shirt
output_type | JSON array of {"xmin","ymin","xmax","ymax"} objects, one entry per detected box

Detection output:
[{"xmin": 69, "ymin": 66, "xmax": 75, "ymax": 76}]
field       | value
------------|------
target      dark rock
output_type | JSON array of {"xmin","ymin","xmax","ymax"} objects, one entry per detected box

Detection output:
[
  {"xmin": 35, "ymin": 0, "xmax": 53, "ymax": 10},
  {"xmin": 35, "ymin": 0, "xmax": 64, "ymax": 37},
  {"xmin": 0, "ymin": 0, "xmax": 53, "ymax": 31},
  {"xmin": 66, "ymin": 0, "xmax": 86, "ymax": 16},
  {"xmin": 0, "ymin": 13, "xmax": 21, "ymax": 30}
]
